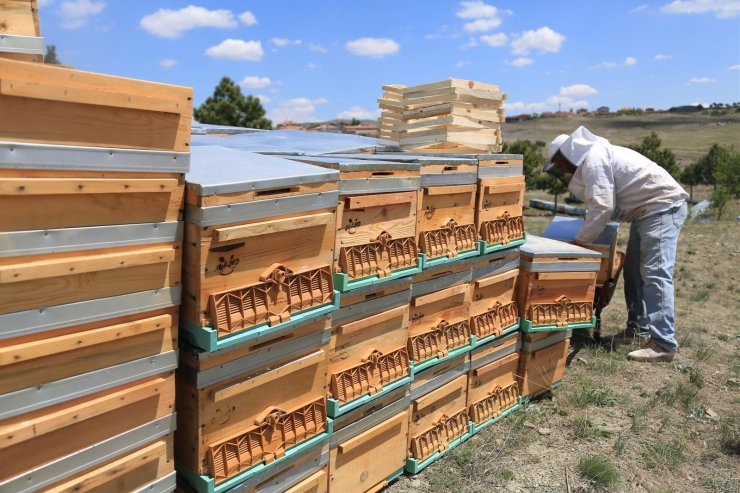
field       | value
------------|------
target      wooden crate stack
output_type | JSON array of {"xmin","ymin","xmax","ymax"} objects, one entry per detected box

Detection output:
[
  {"xmin": 0, "ymin": 57, "xmax": 192, "ymax": 492},
  {"xmin": 377, "ymin": 79, "xmax": 506, "ymax": 154}
]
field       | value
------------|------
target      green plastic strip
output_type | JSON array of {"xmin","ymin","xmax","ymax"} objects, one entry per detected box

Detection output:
[
  {"xmin": 470, "ymin": 321, "xmax": 520, "ymax": 348},
  {"xmin": 404, "ymin": 431, "xmax": 472, "ymax": 475},
  {"xmin": 468, "ymin": 400, "xmax": 522, "ymax": 435},
  {"xmin": 176, "ymin": 421, "xmax": 333, "ymax": 493},
  {"xmin": 419, "ymin": 248, "xmax": 480, "ymax": 270},
  {"xmin": 387, "ymin": 467, "xmax": 405, "ymax": 485},
  {"xmin": 180, "ymin": 291, "xmax": 340, "ymax": 352},
  {"xmin": 477, "ymin": 233, "xmax": 527, "ymax": 255},
  {"xmin": 333, "ymin": 259, "xmax": 423, "ymax": 293},
  {"xmin": 411, "ymin": 343, "xmax": 472, "ymax": 374},
  {"xmin": 520, "ymin": 316, "xmax": 596, "ymax": 334},
  {"xmin": 326, "ymin": 372, "xmax": 413, "ymax": 418}
]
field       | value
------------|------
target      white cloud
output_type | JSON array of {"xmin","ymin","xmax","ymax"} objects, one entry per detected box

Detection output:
[
  {"xmin": 345, "ymin": 37, "xmax": 400, "ymax": 58},
  {"xmin": 689, "ymin": 76, "xmax": 716, "ymax": 83},
  {"xmin": 504, "ymin": 101, "xmax": 548, "ymax": 112},
  {"xmin": 510, "ymin": 27, "xmax": 565, "ymax": 55},
  {"xmin": 480, "ymin": 33, "xmax": 508, "ymax": 47},
  {"xmin": 457, "ymin": 1, "xmax": 503, "ymax": 32},
  {"xmin": 271, "ymin": 38, "xmax": 302, "ymax": 47},
  {"xmin": 241, "ymin": 76, "xmax": 271, "ymax": 89},
  {"xmin": 460, "ymin": 37, "xmax": 479, "ymax": 49},
  {"xmin": 253, "ymin": 94, "xmax": 272, "ymax": 104},
  {"xmin": 508, "ymin": 57, "xmax": 533, "ymax": 67},
  {"xmin": 591, "ymin": 61, "xmax": 618, "ymax": 69},
  {"xmin": 306, "ymin": 62, "xmax": 321, "ymax": 70},
  {"xmin": 159, "ymin": 59, "xmax": 179, "ymax": 69},
  {"xmin": 60, "ymin": 0, "xmax": 104, "ymax": 29},
  {"xmin": 455, "ymin": 60, "xmax": 471, "ymax": 68},
  {"xmin": 309, "ymin": 43, "xmax": 327, "ymax": 53},
  {"xmin": 464, "ymin": 18, "xmax": 502, "ymax": 32},
  {"xmin": 624, "ymin": 56, "xmax": 637, "ymax": 66},
  {"xmin": 238, "ymin": 11, "xmax": 257, "ymax": 26},
  {"xmin": 337, "ymin": 106, "xmax": 380, "ymax": 120},
  {"xmin": 546, "ymin": 95, "xmax": 589, "ymax": 108},
  {"xmin": 654, "ymin": 54, "xmax": 672, "ymax": 60},
  {"xmin": 728, "ymin": 64, "xmax": 740, "ymax": 70},
  {"xmin": 629, "ymin": 4, "xmax": 650, "ymax": 12},
  {"xmin": 661, "ymin": 0, "xmax": 739, "ymax": 18},
  {"xmin": 205, "ymin": 39, "xmax": 264, "ymax": 61},
  {"xmin": 426, "ymin": 26, "xmax": 461, "ymax": 40},
  {"xmin": 140, "ymin": 6, "xmax": 236, "ymax": 38},
  {"xmin": 268, "ymin": 97, "xmax": 328, "ymax": 123},
  {"xmin": 559, "ymin": 84, "xmax": 598, "ymax": 97}
]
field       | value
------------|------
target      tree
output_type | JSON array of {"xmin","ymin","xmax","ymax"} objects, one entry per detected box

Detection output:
[
  {"xmin": 44, "ymin": 45, "xmax": 61, "ymax": 64},
  {"xmin": 628, "ymin": 132, "xmax": 679, "ymax": 177},
  {"xmin": 710, "ymin": 147, "xmax": 740, "ymax": 220},
  {"xmin": 350, "ymin": 117, "xmax": 361, "ymax": 126},
  {"xmin": 536, "ymin": 173, "xmax": 568, "ymax": 214},
  {"xmin": 194, "ymin": 77, "xmax": 272, "ymax": 129},
  {"xmin": 695, "ymin": 143, "xmax": 733, "ymax": 189},
  {"xmin": 679, "ymin": 162, "xmax": 701, "ymax": 202},
  {"xmin": 501, "ymin": 140, "xmax": 547, "ymax": 190}
]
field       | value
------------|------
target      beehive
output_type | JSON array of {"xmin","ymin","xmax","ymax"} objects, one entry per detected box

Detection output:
[
  {"xmin": 329, "ymin": 386, "xmax": 409, "ymax": 493},
  {"xmin": 0, "ymin": 0, "xmax": 44, "ymax": 63},
  {"xmin": 284, "ymin": 155, "xmax": 421, "ymax": 291},
  {"xmin": 182, "ymin": 147, "xmax": 340, "ymax": 352},
  {"xmin": 407, "ymin": 352, "xmax": 470, "ymax": 473},
  {"xmin": 517, "ymin": 236, "xmax": 600, "ymax": 332},
  {"xmin": 467, "ymin": 331, "xmax": 521, "ymax": 434},
  {"xmin": 327, "ymin": 278, "xmax": 412, "ymax": 417},
  {"xmin": 518, "ymin": 331, "xmax": 571, "ymax": 398},
  {"xmin": 469, "ymin": 248, "xmax": 520, "ymax": 345},
  {"xmin": 175, "ymin": 316, "xmax": 330, "ymax": 488}
]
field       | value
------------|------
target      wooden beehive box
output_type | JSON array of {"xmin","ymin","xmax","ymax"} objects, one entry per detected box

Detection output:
[
  {"xmin": 182, "ymin": 147, "xmax": 339, "ymax": 352},
  {"xmin": 0, "ymin": 0, "xmax": 44, "ymax": 63},
  {"xmin": 409, "ymin": 266, "xmax": 472, "ymax": 371},
  {"xmin": 467, "ymin": 331, "xmax": 521, "ymax": 433},
  {"xmin": 329, "ymin": 387, "xmax": 409, "ymax": 493},
  {"xmin": 476, "ymin": 153, "xmax": 523, "ymax": 179},
  {"xmin": 476, "ymin": 174, "xmax": 525, "ymax": 251},
  {"xmin": 283, "ymin": 155, "xmax": 421, "ymax": 291},
  {"xmin": 407, "ymin": 352, "xmax": 470, "ymax": 473},
  {"xmin": 469, "ymin": 248, "xmax": 520, "ymax": 345},
  {"xmin": 517, "ymin": 236, "xmax": 601, "ymax": 332},
  {"xmin": 175, "ymin": 316, "xmax": 330, "ymax": 487},
  {"xmin": 327, "ymin": 277, "xmax": 412, "ymax": 417},
  {"xmin": 0, "ymin": 58, "xmax": 192, "ymax": 151},
  {"xmin": 518, "ymin": 331, "xmax": 570, "ymax": 398},
  {"xmin": 0, "ymin": 374, "xmax": 176, "ymax": 492}
]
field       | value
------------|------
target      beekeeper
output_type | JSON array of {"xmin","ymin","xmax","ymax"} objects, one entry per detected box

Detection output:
[{"xmin": 545, "ymin": 126, "xmax": 689, "ymax": 362}]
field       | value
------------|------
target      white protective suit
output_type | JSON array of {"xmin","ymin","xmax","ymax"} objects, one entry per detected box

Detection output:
[{"xmin": 555, "ymin": 127, "xmax": 688, "ymax": 243}]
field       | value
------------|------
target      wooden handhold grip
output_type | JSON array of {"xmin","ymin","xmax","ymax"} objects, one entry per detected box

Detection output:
[
  {"xmin": 413, "ymin": 283, "xmax": 468, "ymax": 307},
  {"xmin": 338, "ymin": 305, "xmax": 407, "ymax": 336},
  {"xmin": 345, "ymin": 191, "xmax": 415, "ymax": 210},
  {"xmin": 475, "ymin": 269, "xmax": 519, "ymax": 289},
  {"xmin": 473, "ymin": 353, "xmax": 519, "ymax": 377},
  {"xmin": 215, "ymin": 212, "xmax": 333, "ymax": 242},
  {"xmin": 0, "ymin": 178, "xmax": 179, "ymax": 195},
  {"xmin": 337, "ymin": 411, "xmax": 406, "ymax": 454}
]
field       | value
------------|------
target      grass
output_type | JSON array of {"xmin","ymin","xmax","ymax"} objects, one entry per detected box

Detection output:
[
  {"xmin": 572, "ymin": 416, "xmax": 613, "ymax": 440},
  {"xmin": 643, "ymin": 440, "xmax": 686, "ymax": 470},
  {"xmin": 566, "ymin": 375, "xmax": 622, "ymax": 408},
  {"xmin": 578, "ymin": 455, "xmax": 621, "ymax": 488},
  {"xmin": 694, "ymin": 343, "xmax": 715, "ymax": 361},
  {"xmin": 719, "ymin": 415, "xmax": 740, "ymax": 455}
]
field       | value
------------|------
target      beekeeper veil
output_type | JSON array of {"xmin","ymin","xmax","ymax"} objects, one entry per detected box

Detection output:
[{"xmin": 557, "ymin": 126, "xmax": 609, "ymax": 167}]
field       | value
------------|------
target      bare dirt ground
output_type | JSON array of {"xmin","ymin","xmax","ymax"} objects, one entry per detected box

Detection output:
[{"xmin": 386, "ymin": 201, "xmax": 740, "ymax": 493}]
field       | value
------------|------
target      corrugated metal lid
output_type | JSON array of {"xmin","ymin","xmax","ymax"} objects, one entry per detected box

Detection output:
[
  {"xmin": 542, "ymin": 217, "xmax": 619, "ymax": 247},
  {"xmin": 187, "ymin": 146, "xmax": 338, "ymax": 196},
  {"xmin": 520, "ymin": 235, "xmax": 601, "ymax": 258}
]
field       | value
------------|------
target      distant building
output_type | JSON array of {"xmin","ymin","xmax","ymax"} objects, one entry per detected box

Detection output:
[
  {"xmin": 576, "ymin": 108, "xmax": 589, "ymax": 115},
  {"xmin": 596, "ymin": 106, "xmax": 610, "ymax": 113},
  {"xmin": 314, "ymin": 123, "xmax": 341, "ymax": 133},
  {"xmin": 276, "ymin": 120, "xmax": 304, "ymax": 131},
  {"xmin": 343, "ymin": 123, "xmax": 379, "ymax": 136},
  {"xmin": 505, "ymin": 114, "xmax": 531, "ymax": 122},
  {"xmin": 645, "ymin": 107, "xmax": 655, "ymax": 113}
]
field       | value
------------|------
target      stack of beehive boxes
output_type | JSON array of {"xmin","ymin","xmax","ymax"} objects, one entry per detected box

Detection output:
[
  {"xmin": 0, "ymin": 55, "xmax": 192, "ymax": 492},
  {"xmin": 377, "ymin": 79, "xmax": 507, "ymax": 154}
]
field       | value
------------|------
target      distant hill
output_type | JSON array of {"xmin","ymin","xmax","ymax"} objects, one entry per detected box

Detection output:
[{"xmin": 501, "ymin": 111, "xmax": 740, "ymax": 166}]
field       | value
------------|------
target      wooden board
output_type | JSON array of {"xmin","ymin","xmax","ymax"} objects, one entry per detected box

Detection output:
[
  {"xmin": 329, "ymin": 410, "xmax": 409, "ymax": 493},
  {"xmin": 469, "ymin": 268, "xmax": 518, "ymax": 340},
  {"xmin": 185, "ymin": 181, "xmax": 337, "ymax": 208},
  {"xmin": 416, "ymin": 185, "xmax": 477, "ymax": 260},
  {"xmin": 467, "ymin": 336, "xmax": 520, "ymax": 423},
  {"xmin": 0, "ymin": 0, "xmax": 40, "ymax": 36},
  {"xmin": 516, "ymin": 268, "xmax": 596, "ymax": 325},
  {"xmin": 408, "ymin": 282, "xmax": 470, "ymax": 363},
  {"xmin": 476, "ymin": 177, "xmax": 525, "ymax": 224},
  {"xmin": 518, "ymin": 338, "xmax": 569, "ymax": 397},
  {"xmin": 0, "ymin": 58, "xmax": 192, "ymax": 151}
]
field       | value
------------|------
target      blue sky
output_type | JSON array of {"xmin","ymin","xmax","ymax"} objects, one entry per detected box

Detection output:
[{"xmin": 37, "ymin": 0, "xmax": 740, "ymax": 123}]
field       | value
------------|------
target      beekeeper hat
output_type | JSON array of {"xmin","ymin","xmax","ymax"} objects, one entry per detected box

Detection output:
[
  {"xmin": 559, "ymin": 126, "xmax": 609, "ymax": 167},
  {"xmin": 543, "ymin": 134, "xmax": 569, "ymax": 172}
]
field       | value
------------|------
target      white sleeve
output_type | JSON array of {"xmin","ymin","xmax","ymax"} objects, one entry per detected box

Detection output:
[{"xmin": 575, "ymin": 146, "xmax": 615, "ymax": 243}]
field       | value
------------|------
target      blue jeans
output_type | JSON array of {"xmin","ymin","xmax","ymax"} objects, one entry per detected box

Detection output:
[{"xmin": 623, "ymin": 203, "xmax": 688, "ymax": 352}]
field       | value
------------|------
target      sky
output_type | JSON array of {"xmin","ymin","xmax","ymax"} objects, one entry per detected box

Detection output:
[{"xmin": 36, "ymin": 0, "xmax": 740, "ymax": 123}]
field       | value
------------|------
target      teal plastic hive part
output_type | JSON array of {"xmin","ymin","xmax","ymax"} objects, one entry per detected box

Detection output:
[
  {"xmin": 180, "ymin": 291, "xmax": 340, "ymax": 353},
  {"xmin": 332, "ymin": 258, "xmax": 423, "ymax": 293},
  {"xmin": 471, "ymin": 320, "xmax": 520, "ymax": 348},
  {"xmin": 478, "ymin": 233, "xmax": 528, "ymax": 255},
  {"xmin": 404, "ymin": 431, "xmax": 472, "ymax": 475},
  {"xmin": 468, "ymin": 399, "xmax": 523, "ymax": 436},
  {"xmin": 418, "ymin": 248, "xmax": 480, "ymax": 270},
  {"xmin": 520, "ymin": 316, "xmax": 596, "ymax": 334},
  {"xmin": 175, "ymin": 420, "xmax": 333, "ymax": 493},
  {"xmin": 387, "ymin": 467, "xmax": 405, "ymax": 485},
  {"xmin": 412, "ymin": 343, "xmax": 473, "ymax": 374},
  {"xmin": 326, "ymin": 371, "xmax": 413, "ymax": 418}
]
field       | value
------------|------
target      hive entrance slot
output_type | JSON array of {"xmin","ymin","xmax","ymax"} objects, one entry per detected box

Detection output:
[{"xmin": 256, "ymin": 187, "xmax": 297, "ymax": 197}]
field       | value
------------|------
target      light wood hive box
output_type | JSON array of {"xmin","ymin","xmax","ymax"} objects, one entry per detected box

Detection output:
[
  {"xmin": 467, "ymin": 332, "xmax": 520, "ymax": 425},
  {"xmin": 517, "ymin": 331, "xmax": 571, "ymax": 398},
  {"xmin": 175, "ymin": 316, "xmax": 330, "ymax": 484},
  {"xmin": 182, "ymin": 148, "xmax": 339, "ymax": 349},
  {"xmin": 408, "ymin": 352, "xmax": 469, "ymax": 462},
  {"xmin": 283, "ymin": 155, "xmax": 421, "ymax": 286},
  {"xmin": 469, "ymin": 249, "xmax": 521, "ymax": 343},
  {"xmin": 0, "ymin": 0, "xmax": 43, "ymax": 63},
  {"xmin": 327, "ymin": 278, "xmax": 411, "ymax": 412},
  {"xmin": 476, "ymin": 175, "xmax": 525, "ymax": 247},
  {"xmin": 329, "ymin": 386, "xmax": 409, "ymax": 493},
  {"xmin": 517, "ymin": 236, "xmax": 601, "ymax": 329}
]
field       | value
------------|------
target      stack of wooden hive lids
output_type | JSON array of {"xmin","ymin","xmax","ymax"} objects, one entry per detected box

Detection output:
[
  {"xmin": 0, "ymin": 0, "xmax": 45, "ymax": 63},
  {"xmin": 518, "ymin": 235, "xmax": 601, "ymax": 333},
  {"xmin": 378, "ymin": 78, "xmax": 507, "ymax": 154},
  {"xmin": 0, "ymin": 59, "xmax": 192, "ymax": 493}
]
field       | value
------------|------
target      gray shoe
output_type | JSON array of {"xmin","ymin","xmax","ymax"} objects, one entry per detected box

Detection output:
[
  {"xmin": 627, "ymin": 341, "xmax": 675, "ymax": 362},
  {"xmin": 605, "ymin": 326, "xmax": 641, "ymax": 347}
]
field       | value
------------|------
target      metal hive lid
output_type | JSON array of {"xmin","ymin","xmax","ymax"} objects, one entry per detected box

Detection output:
[
  {"xmin": 280, "ymin": 154, "xmax": 420, "ymax": 172},
  {"xmin": 327, "ymin": 152, "xmax": 477, "ymax": 166},
  {"xmin": 520, "ymin": 235, "xmax": 601, "ymax": 258},
  {"xmin": 542, "ymin": 216, "xmax": 619, "ymax": 247},
  {"xmin": 186, "ymin": 146, "xmax": 338, "ymax": 196}
]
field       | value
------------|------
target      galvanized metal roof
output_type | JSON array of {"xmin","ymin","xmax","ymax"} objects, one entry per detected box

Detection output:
[
  {"xmin": 542, "ymin": 216, "xmax": 619, "ymax": 247},
  {"xmin": 520, "ymin": 235, "xmax": 601, "ymax": 258}
]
